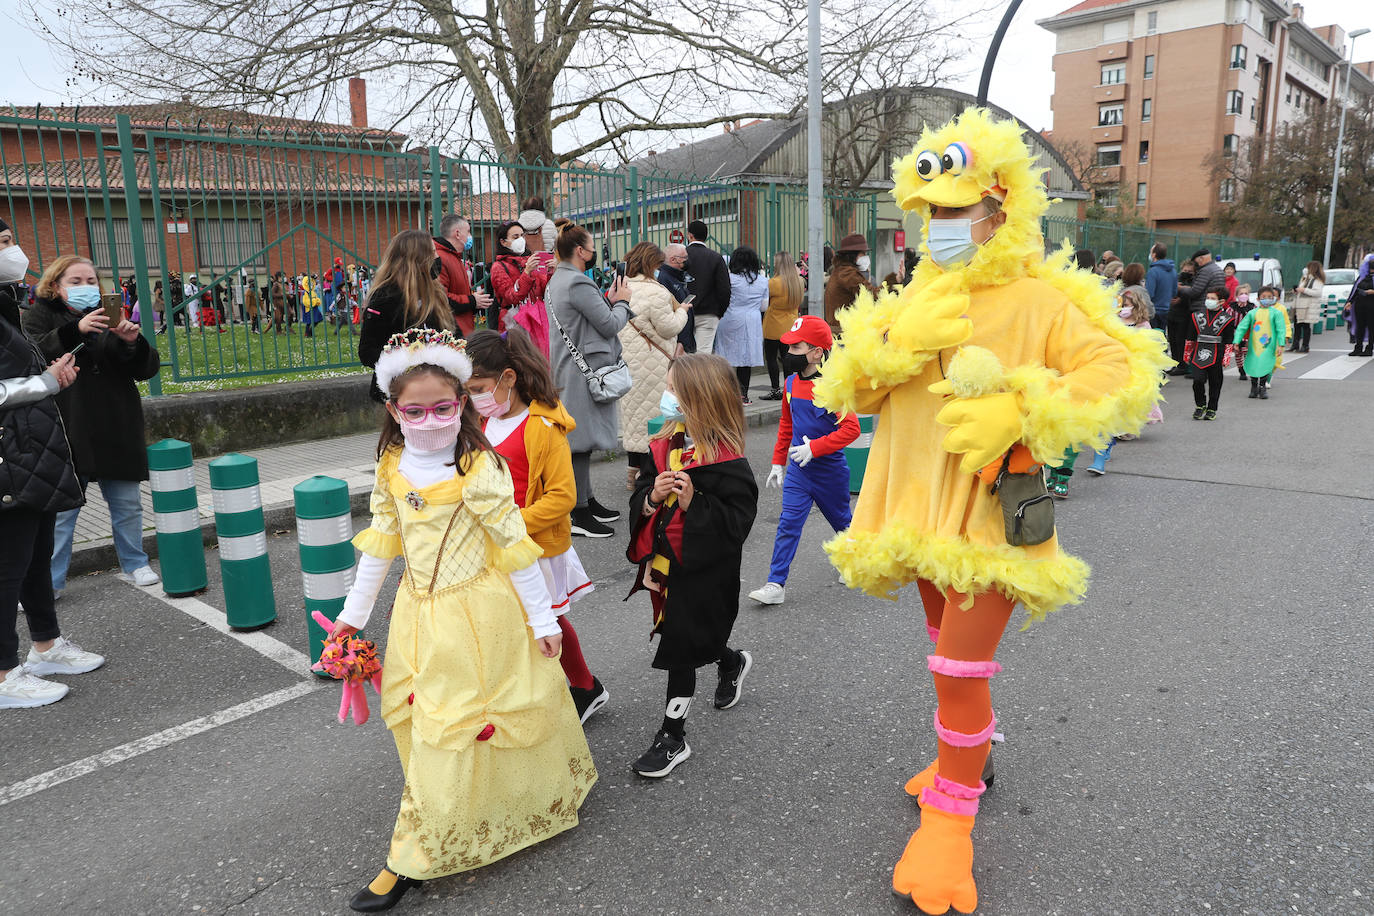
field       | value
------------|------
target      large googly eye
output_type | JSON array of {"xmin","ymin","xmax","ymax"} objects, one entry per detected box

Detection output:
[
  {"xmin": 942, "ymin": 142, "xmax": 972, "ymax": 175},
  {"xmin": 914, "ymin": 150, "xmax": 943, "ymax": 181}
]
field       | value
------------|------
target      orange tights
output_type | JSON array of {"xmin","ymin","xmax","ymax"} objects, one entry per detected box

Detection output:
[{"xmin": 916, "ymin": 579, "xmax": 1014, "ymax": 789}]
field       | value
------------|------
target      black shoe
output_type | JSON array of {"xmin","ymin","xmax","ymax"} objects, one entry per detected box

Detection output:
[
  {"xmin": 1258, "ymin": 386, "xmax": 1268, "ymax": 399},
  {"xmin": 760, "ymin": 388, "xmax": 784, "ymax": 400},
  {"xmin": 714, "ymin": 649, "xmax": 753, "ymax": 709},
  {"xmin": 570, "ymin": 507, "xmax": 614, "ymax": 538},
  {"xmin": 1204, "ymin": 409, "xmax": 1217, "ymax": 421},
  {"xmin": 586, "ymin": 496, "xmax": 621, "ymax": 523},
  {"xmin": 1349, "ymin": 348, "xmax": 1363, "ymax": 357},
  {"xmin": 1248, "ymin": 380, "xmax": 1259, "ymax": 398},
  {"xmin": 1192, "ymin": 407, "xmax": 1206, "ymax": 420},
  {"xmin": 1363, "ymin": 348, "xmax": 1374, "ymax": 357},
  {"xmin": 1166, "ymin": 367, "xmax": 1189, "ymax": 376},
  {"xmin": 349, "ymin": 870, "xmax": 422, "ymax": 913},
  {"xmin": 632, "ymin": 728, "xmax": 691, "ymax": 777},
  {"xmin": 570, "ymin": 677, "xmax": 609, "ymax": 724},
  {"xmin": 1238, "ymin": 371, "xmax": 1247, "ymax": 381}
]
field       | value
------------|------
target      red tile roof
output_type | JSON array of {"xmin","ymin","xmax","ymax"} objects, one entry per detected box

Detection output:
[
  {"xmin": 5, "ymin": 103, "xmax": 405, "ymax": 142},
  {"xmin": 1055, "ymin": 0, "xmax": 1128, "ymax": 15}
]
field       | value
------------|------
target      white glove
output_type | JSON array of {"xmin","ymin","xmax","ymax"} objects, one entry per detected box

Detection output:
[
  {"xmin": 766, "ymin": 464, "xmax": 785, "ymax": 487},
  {"xmin": 788, "ymin": 436, "xmax": 815, "ymax": 468}
]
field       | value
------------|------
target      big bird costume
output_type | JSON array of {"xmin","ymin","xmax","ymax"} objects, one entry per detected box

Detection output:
[{"xmin": 814, "ymin": 109, "xmax": 1170, "ymax": 914}]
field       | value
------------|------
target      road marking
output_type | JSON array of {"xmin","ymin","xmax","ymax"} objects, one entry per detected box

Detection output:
[
  {"xmin": 0, "ymin": 681, "xmax": 319, "ymax": 807},
  {"xmin": 1299, "ymin": 355, "xmax": 1369, "ymax": 380},
  {"xmin": 133, "ymin": 583, "xmax": 312, "ymax": 674}
]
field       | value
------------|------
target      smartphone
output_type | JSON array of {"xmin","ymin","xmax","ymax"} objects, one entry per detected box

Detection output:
[
  {"xmin": 615, "ymin": 261, "xmax": 627, "ymax": 279},
  {"xmin": 681, "ymin": 294, "xmax": 696, "ymax": 307},
  {"xmin": 101, "ymin": 293, "xmax": 123, "ymax": 326},
  {"xmin": 69, "ymin": 342, "xmax": 86, "ymax": 356}
]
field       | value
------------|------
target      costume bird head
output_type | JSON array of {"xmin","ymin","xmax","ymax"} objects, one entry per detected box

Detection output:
[{"xmin": 892, "ymin": 108, "xmax": 1049, "ymax": 286}]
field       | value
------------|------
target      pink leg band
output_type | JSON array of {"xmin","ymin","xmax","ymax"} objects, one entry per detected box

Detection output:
[
  {"xmin": 933, "ymin": 773, "xmax": 986, "ymax": 799},
  {"xmin": 927, "ymin": 654, "xmax": 1002, "ymax": 678},
  {"xmin": 926, "ymin": 624, "xmax": 940, "ymax": 644},
  {"xmin": 933, "ymin": 709, "xmax": 997, "ymax": 747},
  {"xmin": 919, "ymin": 786, "xmax": 980, "ymax": 817}
]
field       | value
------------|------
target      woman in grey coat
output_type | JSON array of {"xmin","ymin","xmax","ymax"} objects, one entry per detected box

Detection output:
[{"xmin": 546, "ymin": 219, "xmax": 634, "ymax": 538}]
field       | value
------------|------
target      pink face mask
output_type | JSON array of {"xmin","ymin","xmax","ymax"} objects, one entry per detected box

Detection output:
[
  {"xmin": 397, "ymin": 412, "xmax": 461, "ymax": 451},
  {"xmin": 470, "ymin": 384, "xmax": 510, "ymax": 419}
]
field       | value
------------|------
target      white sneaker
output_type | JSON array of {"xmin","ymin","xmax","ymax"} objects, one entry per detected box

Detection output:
[
  {"xmin": 0, "ymin": 666, "xmax": 69, "ymax": 708},
  {"xmin": 26, "ymin": 637, "xmax": 106, "ymax": 676},
  {"xmin": 748, "ymin": 582, "xmax": 785, "ymax": 605},
  {"xmin": 117, "ymin": 565, "xmax": 161, "ymax": 587}
]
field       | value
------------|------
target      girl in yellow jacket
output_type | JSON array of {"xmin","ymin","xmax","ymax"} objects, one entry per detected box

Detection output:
[{"xmin": 466, "ymin": 328, "xmax": 608, "ymax": 723}]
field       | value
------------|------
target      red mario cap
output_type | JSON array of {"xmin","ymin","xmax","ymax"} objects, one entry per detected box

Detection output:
[{"xmin": 780, "ymin": 314, "xmax": 833, "ymax": 350}]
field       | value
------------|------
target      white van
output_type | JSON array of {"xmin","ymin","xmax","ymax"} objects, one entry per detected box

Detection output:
[{"xmin": 1216, "ymin": 255, "xmax": 1283, "ymax": 295}]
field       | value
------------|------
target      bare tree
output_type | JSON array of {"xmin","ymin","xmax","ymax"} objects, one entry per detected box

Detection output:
[{"xmin": 36, "ymin": 0, "xmax": 971, "ymax": 174}]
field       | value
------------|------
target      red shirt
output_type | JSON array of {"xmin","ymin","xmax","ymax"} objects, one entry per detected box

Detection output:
[{"xmin": 488, "ymin": 416, "xmax": 531, "ymax": 506}]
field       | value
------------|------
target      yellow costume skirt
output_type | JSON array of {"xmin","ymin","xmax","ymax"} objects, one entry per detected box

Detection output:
[{"xmin": 381, "ymin": 567, "xmax": 597, "ymax": 879}]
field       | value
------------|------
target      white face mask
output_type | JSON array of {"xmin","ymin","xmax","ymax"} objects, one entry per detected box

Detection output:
[
  {"xmin": 856, "ymin": 255, "xmax": 871, "ymax": 272},
  {"xmin": 927, "ymin": 215, "xmax": 993, "ymax": 270},
  {"xmin": 507, "ymin": 237, "xmax": 526, "ymax": 255},
  {"xmin": 0, "ymin": 245, "xmax": 29, "ymax": 284}
]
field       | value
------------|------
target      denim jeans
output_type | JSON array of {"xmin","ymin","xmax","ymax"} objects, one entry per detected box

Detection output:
[{"xmin": 51, "ymin": 479, "xmax": 150, "ymax": 589}]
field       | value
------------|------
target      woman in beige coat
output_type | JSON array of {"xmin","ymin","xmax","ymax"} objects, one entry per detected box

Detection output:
[
  {"xmin": 1291, "ymin": 260, "xmax": 1323, "ymax": 353},
  {"xmin": 617, "ymin": 242, "xmax": 688, "ymax": 488}
]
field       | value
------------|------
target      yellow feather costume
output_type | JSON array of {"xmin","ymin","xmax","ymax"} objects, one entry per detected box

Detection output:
[{"xmin": 814, "ymin": 108, "xmax": 1171, "ymax": 622}]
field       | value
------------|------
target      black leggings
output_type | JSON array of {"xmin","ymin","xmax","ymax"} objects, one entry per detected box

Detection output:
[
  {"xmin": 0, "ymin": 509, "xmax": 61, "ymax": 670},
  {"xmin": 763, "ymin": 338, "xmax": 785, "ymax": 390},
  {"xmin": 735, "ymin": 367, "xmax": 751, "ymax": 399},
  {"xmin": 1192, "ymin": 364, "xmax": 1224, "ymax": 411},
  {"xmin": 1353, "ymin": 299, "xmax": 1374, "ymax": 350},
  {"xmin": 1294, "ymin": 322, "xmax": 1311, "ymax": 350},
  {"xmin": 661, "ymin": 648, "xmax": 743, "ymax": 737}
]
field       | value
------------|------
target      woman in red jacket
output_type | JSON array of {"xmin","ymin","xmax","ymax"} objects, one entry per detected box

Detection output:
[{"xmin": 489, "ymin": 220, "xmax": 554, "ymax": 356}]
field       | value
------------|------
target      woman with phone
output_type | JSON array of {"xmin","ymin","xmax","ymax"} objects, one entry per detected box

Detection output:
[{"xmin": 22, "ymin": 255, "xmax": 162, "ymax": 597}]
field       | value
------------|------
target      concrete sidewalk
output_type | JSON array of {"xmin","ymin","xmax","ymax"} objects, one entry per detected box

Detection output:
[{"xmin": 71, "ymin": 392, "xmax": 786, "ymax": 574}]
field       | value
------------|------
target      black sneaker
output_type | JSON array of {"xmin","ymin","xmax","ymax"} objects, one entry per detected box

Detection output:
[
  {"xmin": 570, "ymin": 677, "xmax": 609, "ymax": 724},
  {"xmin": 586, "ymin": 496, "xmax": 621, "ymax": 523},
  {"xmin": 1204, "ymin": 409, "xmax": 1217, "ymax": 421},
  {"xmin": 632, "ymin": 728, "xmax": 691, "ymax": 778},
  {"xmin": 1192, "ymin": 407, "xmax": 1206, "ymax": 420},
  {"xmin": 760, "ymin": 388, "xmax": 784, "ymax": 400},
  {"xmin": 570, "ymin": 507, "xmax": 614, "ymax": 538},
  {"xmin": 714, "ymin": 649, "xmax": 753, "ymax": 709}
]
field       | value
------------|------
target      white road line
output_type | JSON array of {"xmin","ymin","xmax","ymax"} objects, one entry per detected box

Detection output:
[
  {"xmin": 133, "ymin": 583, "xmax": 312, "ymax": 674},
  {"xmin": 1299, "ymin": 355, "xmax": 1370, "ymax": 380},
  {"xmin": 0, "ymin": 681, "xmax": 320, "ymax": 807}
]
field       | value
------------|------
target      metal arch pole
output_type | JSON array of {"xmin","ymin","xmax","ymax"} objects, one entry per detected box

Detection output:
[
  {"xmin": 976, "ymin": 0, "xmax": 1024, "ymax": 107},
  {"xmin": 806, "ymin": 0, "xmax": 824, "ymax": 315}
]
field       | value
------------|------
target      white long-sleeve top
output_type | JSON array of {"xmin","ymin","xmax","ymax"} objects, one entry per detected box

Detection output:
[{"xmin": 336, "ymin": 443, "xmax": 557, "ymax": 637}]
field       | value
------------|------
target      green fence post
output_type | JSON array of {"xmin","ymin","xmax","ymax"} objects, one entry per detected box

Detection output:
[
  {"xmin": 627, "ymin": 166, "xmax": 641, "ymax": 247},
  {"xmin": 428, "ymin": 146, "xmax": 444, "ymax": 235},
  {"xmin": 115, "ymin": 115, "xmax": 162, "ymax": 396},
  {"xmin": 294, "ymin": 476, "xmax": 357, "ymax": 673}
]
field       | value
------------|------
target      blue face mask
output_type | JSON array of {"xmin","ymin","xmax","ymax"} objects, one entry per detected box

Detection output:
[
  {"xmin": 926, "ymin": 215, "xmax": 992, "ymax": 270},
  {"xmin": 1259, "ymin": 297, "xmax": 1277, "ymax": 307},
  {"xmin": 464, "ymin": 235, "xmax": 473, "ymax": 251},
  {"xmin": 659, "ymin": 389, "xmax": 681, "ymax": 419},
  {"xmin": 66, "ymin": 284, "xmax": 102, "ymax": 312}
]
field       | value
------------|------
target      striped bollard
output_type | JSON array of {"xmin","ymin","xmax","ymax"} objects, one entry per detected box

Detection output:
[
  {"xmin": 208, "ymin": 454, "xmax": 277, "ymax": 629},
  {"xmin": 294, "ymin": 476, "xmax": 357, "ymax": 673},
  {"xmin": 147, "ymin": 439, "xmax": 207, "ymax": 598},
  {"xmin": 1326, "ymin": 296, "xmax": 1339, "ymax": 331},
  {"xmin": 845, "ymin": 414, "xmax": 877, "ymax": 495}
]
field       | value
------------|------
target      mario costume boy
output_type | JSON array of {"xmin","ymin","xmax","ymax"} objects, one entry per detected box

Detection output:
[
  {"xmin": 748, "ymin": 315, "xmax": 859, "ymax": 606},
  {"xmin": 814, "ymin": 108, "xmax": 1170, "ymax": 914}
]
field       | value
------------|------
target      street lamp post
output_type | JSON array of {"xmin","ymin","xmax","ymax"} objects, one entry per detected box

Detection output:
[{"xmin": 1323, "ymin": 27, "xmax": 1369, "ymax": 274}]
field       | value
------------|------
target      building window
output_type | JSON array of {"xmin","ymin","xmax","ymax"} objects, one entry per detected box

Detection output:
[
  {"xmin": 1249, "ymin": 98, "xmax": 1257, "ymax": 121},
  {"xmin": 1139, "ymin": 140, "xmax": 1150, "ymax": 162},
  {"xmin": 1097, "ymin": 144, "xmax": 1122, "ymax": 167},
  {"xmin": 1098, "ymin": 103, "xmax": 1124, "ymax": 126},
  {"xmin": 1219, "ymin": 178, "xmax": 1236, "ymax": 203},
  {"xmin": 1097, "ymin": 187, "xmax": 1120, "ymax": 208},
  {"xmin": 1103, "ymin": 20, "xmax": 1129, "ymax": 42},
  {"xmin": 1223, "ymin": 134, "xmax": 1238, "ymax": 156},
  {"xmin": 1230, "ymin": 44, "xmax": 1247, "ymax": 69},
  {"xmin": 1231, "ymin": 0, "xmax": 1251, "ymax": 24},
  {"xmin": 1141, "ymin": 98, "xmax": 1152, "ymax": 121},
  {"xmin": 1101, "ymin": 63, "xmax": 1126, "ymax": 85},
  {"xmin": 1136, "ymin": 182, "xmax": 1148, "ymax": 205},
  {"xmin": 1285, "ymin": 83, "xmax": 1292, "ymax": 103},
  {"xmin": 1147, "ymin": 10, "xmax": 1158, "ymax": 33},
  {"xmin": 1265, "ymin": 18, "xmax": 1277, "ymax": 42},
  {"xmin": 1144, "ymin": 55, "xmax": 1155, "ymax": 79},
  {"xmin": 87, "ymin": 217, "xmax": 162, "ymax": 270},
  {"xmin": 194, "ymin": 219, "xmax": 267, "ymax": 269},
  {"xmin": 1226, "ymin": 90, "xmax": 1244, "ymax": 114}
]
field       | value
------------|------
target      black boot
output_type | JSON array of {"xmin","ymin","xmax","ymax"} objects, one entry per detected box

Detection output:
[
  {"xmin": 349, "ymin": 869, "xmax": 422, "ymax": 913},
  {"xmin": 1248, "ymin": 378, "xmax": 1259, "ymax": 398},
  {"xmin": 1258, "ymin": 380, "xmax": 1269, "ymax": 399}
]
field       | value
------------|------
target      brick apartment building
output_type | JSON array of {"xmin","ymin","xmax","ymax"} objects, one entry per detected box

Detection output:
[{"xmin": 1038, "ymin": 0, "xmax": 1374, "ymax": 231}]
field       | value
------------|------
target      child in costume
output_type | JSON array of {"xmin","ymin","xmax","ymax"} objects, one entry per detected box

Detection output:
[
  {"xmin": 465, "ymin": 327, "xmax": 609, "ymax": 722},
  {"xmin": 330, "ymin": 328, "xmax": 596, "ymax": 912},
  {"xmin": 1187, "ymin": 290, "xmax": 1239, "ymax": 421},
  {"xmin": 1234, "ymin": 286, "xmax": 1287, "ymax": 400},
  {"xmin": 1086, "ymin": 287, "xmax": 1164, "ymax": 475},
  {"xmin": 748, "ymin": 314, "xmax": 859, "ymax": 606},
  {"xmin": 626, "ymin": 353, "xmax": 758, "ymax": 778},
  {"xmin": 813, "ymin": 108, "xmax": 1169, "ymax": 915}
]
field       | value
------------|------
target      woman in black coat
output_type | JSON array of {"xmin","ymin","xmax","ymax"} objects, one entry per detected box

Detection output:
[
  {"xmin": 0, "ymin": 225, "xmax": 105, "ymax": 708},
  {"xmin": 357, "ymin": 230, "xmax": 455, "ymax": 402},
  {"xmin": 22, "ymin": 255, "xmax": 162, "ymax": 595}
]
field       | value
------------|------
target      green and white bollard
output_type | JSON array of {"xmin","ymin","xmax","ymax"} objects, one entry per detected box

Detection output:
[
  {"xmin": 147, "ymin": 438, "xmax": 207, "ymax": 598},
  {"xmin": 208, "ymin": 454, "xmax": 277, "ymax": 629},
  {"xmin": 294, "ymin": 476, "xmax": 357, "ymax": 673},
  {"xmin": 845, "ymin": 414, "xmax": 877, "ymax": 495}
]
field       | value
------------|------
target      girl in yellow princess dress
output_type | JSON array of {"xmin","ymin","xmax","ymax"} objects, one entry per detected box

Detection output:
[{"xmin": 329, "ymin": 328, "xmax": 596, "ymax": 912}]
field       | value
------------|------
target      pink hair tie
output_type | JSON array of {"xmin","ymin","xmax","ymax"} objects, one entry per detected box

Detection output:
[
  {"xmin": 919, "ymin": 786, "xmax": 980, "ymax": 817},
  {"xmin": 927, "ymin": 655, "xmax": 1002, "ymax": 678},
  {"xmin": 934, "ymin": 709, "xmax": 997, "ymax": 747}
]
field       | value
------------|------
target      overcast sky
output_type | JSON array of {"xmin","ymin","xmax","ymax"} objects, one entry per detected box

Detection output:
[{"xmin": 5, "ymin": 0, "xmax": 1370, "ymax": 140}]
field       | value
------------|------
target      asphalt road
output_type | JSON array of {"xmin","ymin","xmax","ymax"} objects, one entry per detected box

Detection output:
[{"xmin": 4, "ymin": 369, "xmax": 1373, "ymax": 916}]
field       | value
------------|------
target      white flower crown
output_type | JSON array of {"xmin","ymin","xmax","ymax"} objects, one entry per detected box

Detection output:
[{"xmin": 374, "ymin": 328, "xmax": 473, "ymax": 398}]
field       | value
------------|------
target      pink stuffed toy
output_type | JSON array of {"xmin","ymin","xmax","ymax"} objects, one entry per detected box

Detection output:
[{"xmin": 311, "ymin": 610, "xmax": 383, "ymax": 725}]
